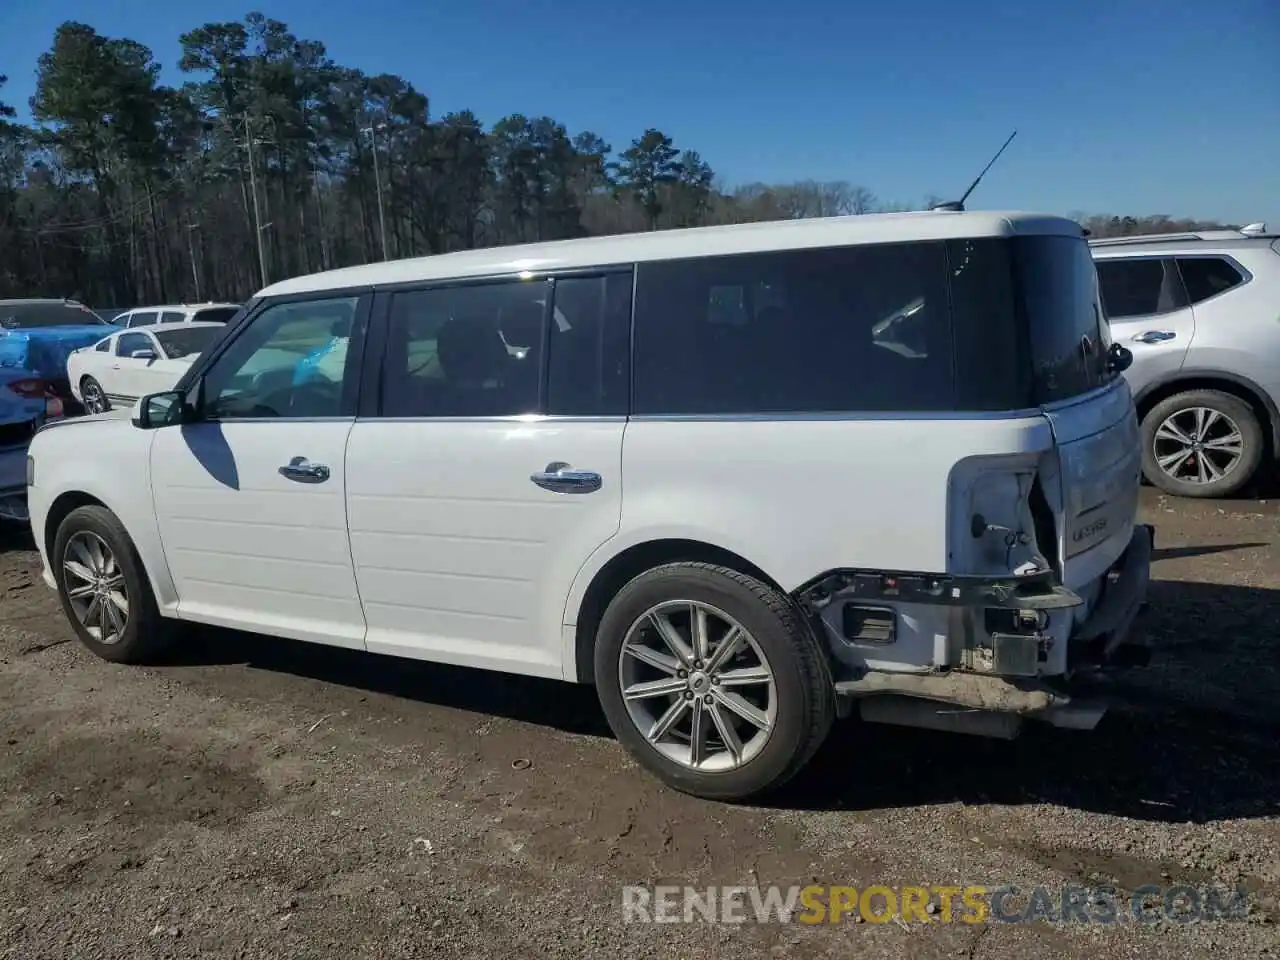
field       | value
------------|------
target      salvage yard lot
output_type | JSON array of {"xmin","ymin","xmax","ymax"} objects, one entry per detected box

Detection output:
[{"xmin": 1, "ymin": 490, "xmax": 1278, "ymax": 959}]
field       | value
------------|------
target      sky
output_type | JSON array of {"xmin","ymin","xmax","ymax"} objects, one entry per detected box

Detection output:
[{"xmin": 1, "ymin": 0, "xmax": 1277, "ymax": 226}]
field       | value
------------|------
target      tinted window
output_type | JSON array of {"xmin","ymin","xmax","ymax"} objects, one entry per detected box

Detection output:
[
  {"xmin": 1095, "ymin": 258, "xmax": 1185, "ymax": 318},
  {"xmin": 94, "ymin": 339, "xmax": 110, "ymax": 353},
  {"xmin": 0, "ymin": 301, "xmax": 107, "ymax": 329},
  {"xmin": 546, "ymin": 273, "xmax": 631, "ymax": 416},
  {"xmin": 192, "ymin": 307, "xmax": 240, "ymax": 324},
  {"xmin": 633, "ymin": 243, "xmax": 954, "ymax": 415},
  {"xmin": 128, "ymin": 311, "xmax": 158, "ymax": 328},
  {"xmin": 202, "ymin": 296, "xmax": 359, "ymax": 419},
  {"xmin": 117, "ymin": 332, "xmax": 154, "ymax": 357},
  {"xmin": 381, "ymin": 280, "xmax": 547, "ymax": 418},
  {"xmin": 160, "ymin": 310, "xmax": 186, "ymax": 324},
  {"xmin": 1177, "ymin": 257, "xmax": 1245, "ymax": 305},
  {"xmin": 1012, "ymin": 236, "xmax": 1112, "ymax": 403},
  {"xmin": 155, "ymin": 326, "xmax": 219, "ymax": 359},
  {"xmin": 947, "ymin": 238, "xmax": 1032, "ymax": 410}
]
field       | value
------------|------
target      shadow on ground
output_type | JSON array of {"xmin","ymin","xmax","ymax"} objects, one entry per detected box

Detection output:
[
  {"xmin": 160, "ymin": 576, "xmax": 1280, "ymax": 825},
  {"xmin": 0, "ymin": 524, "xmax": 34, "ymax": 555}
]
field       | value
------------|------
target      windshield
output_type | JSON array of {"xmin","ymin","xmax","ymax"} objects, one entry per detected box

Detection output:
[
  {"xmin": 0, "ymin": 301, "xmax": 107, "ymax": 329},
  {"xmin": 155, "ymin": 326, "xmax": 220, "ymax": 359}
]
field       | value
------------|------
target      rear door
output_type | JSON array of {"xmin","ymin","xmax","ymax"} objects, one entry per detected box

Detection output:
[
  {"xmin": 344, "ymin": 270, "xmax": 631, "ymax": 679},
  {"xmin": 1094, "ymin": 256, "xmax": 1195, "ymax": 395}
]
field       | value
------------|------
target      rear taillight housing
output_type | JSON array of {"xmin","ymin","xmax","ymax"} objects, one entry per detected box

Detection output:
[{"xmin": 5, "ymin": 378, "xmax": 64, "ymax": 419}]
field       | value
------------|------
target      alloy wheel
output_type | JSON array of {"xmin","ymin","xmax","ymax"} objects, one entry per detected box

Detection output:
[
  {"xmin": 62, "ymin": 530, "xmax": 130, "ymax": 645},
  {"xmin": 1152, "ymin": 406, "xmax": 1244, "ymax": 486}
]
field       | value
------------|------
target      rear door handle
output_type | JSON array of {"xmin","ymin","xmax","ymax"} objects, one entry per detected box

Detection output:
[
  {"xmin": 530, "ymin": 461, "xmax": 602, "ymax": 494},
  {"xmin": 1132, "ymin": 330, "xmax": 1176, "ymax": 344},
  {"xmin": 279, "ymin": 456, "xmax": 331, "ymax": 484}
]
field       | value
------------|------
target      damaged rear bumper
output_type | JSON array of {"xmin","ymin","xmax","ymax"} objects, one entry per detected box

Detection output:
[{"xmin": 818, "ymin": 524, "xmax": 1155, "ymax": 736}]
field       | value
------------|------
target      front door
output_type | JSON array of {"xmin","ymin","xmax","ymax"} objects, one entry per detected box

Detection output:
[
  {"xmin": 345, "ymin": 271, "xmax": 632, "ymax": 678},
  {"xmin": 149, "ymin": 293, "xmax": 370, "ymax": 648}
]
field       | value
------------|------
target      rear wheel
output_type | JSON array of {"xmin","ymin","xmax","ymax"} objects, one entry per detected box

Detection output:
[
  {"xmin": 80, "ymin": 376, "xmax": 109, "ymax": 414},
  {"xmin": 52, "ymin": 505, "xmax": 172, "ymax": 664},
  {"xmin": 1140, "ymin": 389, "xmax": 1264, "ymax": 498},
  {"xmin": 594, "ymin": 562, "xmax": 834, "ymax": 801}
]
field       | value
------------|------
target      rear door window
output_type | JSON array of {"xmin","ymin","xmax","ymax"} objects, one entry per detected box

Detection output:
[
  {"xmin": 1176, "ymin": 257, "xmax": 1246, "ymax": 305},
  {"xmin": 1095, "ymin": 258, "xmax": 1186, "ymax": 318},
  {"xmin": 128, "ymin": 311, "xmax": 158, "ymax": 328},
  {"xmin": 160, "ymin": 310, "xmax": 186, "ymax": 324}
]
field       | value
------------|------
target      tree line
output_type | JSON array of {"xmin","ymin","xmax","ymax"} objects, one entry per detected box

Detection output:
[{"xmin": 0, "ymin": 14, "xmax": 1240, "ymax": 310}]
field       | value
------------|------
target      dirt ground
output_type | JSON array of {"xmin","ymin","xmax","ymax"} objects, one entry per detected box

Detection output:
[{"xmin": 1, "ymin": 489, "xmax": 1279, "ymax": 959}]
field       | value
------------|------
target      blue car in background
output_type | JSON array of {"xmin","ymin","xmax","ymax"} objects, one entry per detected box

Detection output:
[{"xmin": 0, "ymin": 299, "xmax": 109, "ymax": 522}]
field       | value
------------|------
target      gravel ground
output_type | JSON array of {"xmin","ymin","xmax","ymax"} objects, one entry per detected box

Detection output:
[{"xmin": 1, "ymin": 489, "xmax": 1278, "ymax": 959}]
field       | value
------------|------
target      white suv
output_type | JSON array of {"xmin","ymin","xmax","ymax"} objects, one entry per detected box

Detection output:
[
  {"xmin": 111, "ymin": 302, "xmax": 241, "ymax": 328},
  {"xmin": 25, "ymin": 212, "xmax": 1153, "ymax": 801}
]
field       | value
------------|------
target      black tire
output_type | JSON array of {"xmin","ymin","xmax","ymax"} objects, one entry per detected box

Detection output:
[
  {"xmin": 52, "ymin": 505, "xmax": 172, "ymax": 664},
  {"xmin": 79, "ymin": 376, "xmax": 110, "ymax": 414},
  {"xmin": 1140, "ymin": 389, "xmax": 1264, "ymax": 499},
  {"xmin": 593, "ymin": 562, "xmax": 835, "ymax": 802}
]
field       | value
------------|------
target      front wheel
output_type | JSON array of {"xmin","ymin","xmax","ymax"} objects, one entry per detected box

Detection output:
[
  {"xmin": 1140, "ymin": 389, "xmax": 1264, "ymax": 498},
  {"xmin": 52, "ymin": 505, "xmax": 172, "ymax": 663},
  {"xmin": 594, "ymin": 562, "xmax": 834, "ymax": 801}
]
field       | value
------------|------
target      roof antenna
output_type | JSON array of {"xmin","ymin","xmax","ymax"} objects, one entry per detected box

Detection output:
[{"xmin": 931, "ymin": 129, "xmax": 1018, "ymax": 212}]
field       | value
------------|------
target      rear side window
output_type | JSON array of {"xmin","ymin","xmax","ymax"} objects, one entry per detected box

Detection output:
[
  {"xmin": 192, "ymin": 307, "xmax": 240, "ymax": 324},
  {"xmin": 1095, "ymin": 258, "xmax": 1186, "ymax": 318},
  {"xmin": 95, "ymin": 339, "xmax": 110, "ymax": 352},
  {"xmin": 128, "ymin": 311, "xmax": 158, "ymax": 328},
  {"xmin": 160, "ymin": 310, "xmax": 186, "ymax": 324},
  {"xmin": 632, "ymin": 243, "xmax": 955, "ymax": 415},
  {"xmin": 1176, "ymin": 257, "xmax": 1245, "ymax": 305},
  {"xmin": 1011, "ymin": 236, "xmax": 1112, "ymax": 404}
]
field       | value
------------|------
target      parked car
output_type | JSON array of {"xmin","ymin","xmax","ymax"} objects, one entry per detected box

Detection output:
[
  {"xmin": 111, "ymin": 302, "xmax": 242, "ymax": 329},
  {"xmin": 25, "ymin": 210, "xmax": 1152, "ymax": 801},
  {"xmin": 0, "ymin": 299, "xmax": 115, "ymax": 413},
  {"xmin": 1091, "ymin": 222, "xmax": 1280, "ymax": 497},
  {"xmin": 0, "ymin": 368, "xmax": 62, "ymax": 522},
  {"xmin": 66, "ymin": 322, "xmax": 226, "ymax": 414}
]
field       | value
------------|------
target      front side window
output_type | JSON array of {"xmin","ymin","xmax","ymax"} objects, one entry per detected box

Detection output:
[
  {"xmin": 116, "ymin": 332, "xmax": 154, "ymax": 357},
  {"xmin": 128, "ymin": 311, "xmax": 158, "ymax": 329},
  {"xmin": 380, "ymin": 280, "xmax": 547, "ymax": 418},
  {"xmin": 200, "ymin": 296, "xmax": 360, "ymax": 419},
  {"xmin": 1177, "ymin": 256, "xmax": 1245, "ymax": 305},
  {"xmin": 160, "ymin": 310, "xmax": 186, "ymax": 324},
  {"xmin": 633, "ymin": 243, "xmax": 954, "ymax": 415}
]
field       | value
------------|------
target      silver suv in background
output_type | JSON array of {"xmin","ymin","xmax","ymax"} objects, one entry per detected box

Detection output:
[{"xmin": 1091, "ymin": 223, "xmax": 1280, "ymax": 498}]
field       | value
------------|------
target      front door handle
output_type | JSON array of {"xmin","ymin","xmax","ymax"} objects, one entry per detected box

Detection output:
[
  {"xmin": 530, "ymin": 461, "xmax": 602, "ymax": 494},
  {"xmin": 1132, "ymin": 330, "xmax": 1176, "ymax": 344},
  {"xmin": 279, "ymin": 456, "xmax": 331, "ymax": 484}
]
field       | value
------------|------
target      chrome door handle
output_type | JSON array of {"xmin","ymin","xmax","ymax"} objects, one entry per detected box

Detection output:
[
  {"xmin": 278, "ymin": 456, "xmax": 331, "ymax": 484},
  {"xmin": 1132, "ymin": 330, "xmax": 1176, "ymax": 344},
  {"xmin": 530, "ymin": 461, "xmax": 602, "ymax": 494}
]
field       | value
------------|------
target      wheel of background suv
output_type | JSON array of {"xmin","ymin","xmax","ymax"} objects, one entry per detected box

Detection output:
[
  {"xmin": 593, "ymin": 562, "xmax": 835, "ymax": 801},
  {"xmin": 52, "ymin": 505, "xmax": 172, "ymax": 664},
  {"xmin": 1140, "ymin": 389, "xmax": 1264, "ymax": 498},
  {"xmin": 79, "ymin": 376, "xmax": 109, "ymax": 414}
]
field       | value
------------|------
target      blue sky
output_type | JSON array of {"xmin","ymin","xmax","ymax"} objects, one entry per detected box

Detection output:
[{"xmin": 2, "ymin": 0, "xmax": 1277, "ymax": 225}]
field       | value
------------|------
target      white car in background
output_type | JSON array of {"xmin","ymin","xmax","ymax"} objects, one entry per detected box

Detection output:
[
  {"xmin": 110, "ymin": 302, "xmax": 242, "ymax": 329},
  {"xmin": 67, "ymin": 322, "xmax": 225, "ymax": 414}
]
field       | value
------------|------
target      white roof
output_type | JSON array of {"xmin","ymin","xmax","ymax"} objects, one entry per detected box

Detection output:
[
  {"xmin": 259, "ymin": 210, "xmax": 1082, "ymax": 298},
  {"xmin": 114, "ymin": 321, "xmax": 226, "ymax": 336},
  {"xmin": 121, "ymin": 303, "xmax": 240, "ymax": 313}
]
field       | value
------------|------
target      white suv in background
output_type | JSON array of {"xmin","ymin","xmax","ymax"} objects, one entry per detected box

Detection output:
[
  {"xmin": 111, "ymin": 302, "xmax": 242, "ymax": 329},
  {"xmin": 1091, "ymin": 223, "xmax": 1280, "ymax": 498},
  {"xmin": 26, "ymin": 211, "xmax": 1152, "ymax": 801}
]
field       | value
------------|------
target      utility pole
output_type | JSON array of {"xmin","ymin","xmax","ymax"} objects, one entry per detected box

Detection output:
[
  {"xmin": 186, "ymin": 221, "xmax": 202, "ymax": 301},
  {"xmin": 243, "ymin": 115, "xmax": 270, "ymax": 287},
  {"xmin": 362, "ymin": 121, "xmax": 389, "ymax": 261}
]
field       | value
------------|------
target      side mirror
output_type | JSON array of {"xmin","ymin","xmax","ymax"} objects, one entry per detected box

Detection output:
[
  {"xmin": 131, "ymin": 349, "xmax": 157, "ymax": 361},
  {"xmin": 1106, "ymin": 342, "xmax": 1133, "ymax": 374},
  {"xmin": 131, "ymin": 390, "xmax": 186, "ymax": 429}
]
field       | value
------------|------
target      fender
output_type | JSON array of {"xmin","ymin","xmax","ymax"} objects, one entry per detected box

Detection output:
[{"xmin": 1132, "ymin": 367, "xmax": 1280, "ymax": 451}]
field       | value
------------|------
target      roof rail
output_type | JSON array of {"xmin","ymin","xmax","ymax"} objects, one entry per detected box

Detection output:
[
  {"xmin": 1089, "ymin": 225, "xmax": 1277, "ymax": 247},
  {"xmin": 1241, "ymin": 222, "xmax": 1268, "ymax": 236}
]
